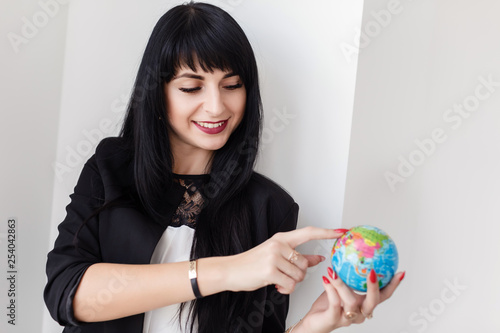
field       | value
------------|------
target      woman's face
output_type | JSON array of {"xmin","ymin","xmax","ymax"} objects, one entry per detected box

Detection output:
[{"xmin": 164, "ymin": 65, "xmax": 246, "ymax": 155}]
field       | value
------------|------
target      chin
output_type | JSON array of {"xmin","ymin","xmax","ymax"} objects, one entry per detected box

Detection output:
[
  {"xmin": 201, "ymin": 143, "xmax": 227, "ymax": 151},
  {"xmin": 201, "ymin": 139, "xmax": 231, "ymax": 151},
  {"xmin": 200, "ymin": 133, "xmax": 232, "ymax": 147}
]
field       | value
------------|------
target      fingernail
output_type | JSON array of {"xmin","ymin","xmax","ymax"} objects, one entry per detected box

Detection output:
[
  {"xmin": 333, "ymin": 228, "xmax": 349, "ymax": 234},
  {"xmin": 333, "ymin": 270, "xmax": 338, "ymax": 280},
  {"xmin": 327, "ymin": 267, "xmax": 333, "ymax": 279},
  {"xmin": 322, "ymin": 276, "xmax": 330, "ymax": 284},
  {"xmin": 399, "ymin": 271, "xmax": 406, "ymax": 282},
  {"xmin": 320, "ymin": 256, "xmax": 326, "ymax": 262},
  {"xmin": 369, "ymin": 269, "xmax": 377, "ymax": 283}
]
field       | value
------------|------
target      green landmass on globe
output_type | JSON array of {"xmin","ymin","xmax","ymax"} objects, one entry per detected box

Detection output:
[{"xmin": 331, "ymin": 225, "xmax": 398, "ymax": 292}]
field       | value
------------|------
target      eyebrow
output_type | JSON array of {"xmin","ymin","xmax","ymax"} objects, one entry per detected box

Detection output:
[{"xmin": 173, "ymin": 72, "xmax": 237, "ymax": 80}]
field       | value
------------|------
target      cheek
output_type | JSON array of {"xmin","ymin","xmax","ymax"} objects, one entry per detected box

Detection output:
[
  {"xmin": 166, "ymin": 93, "xmax": 194, "ymax": 125},
  {"xmin": 166, "ymin": 102, "xmax": 178, "ymax": 126},
  {"xmin": 230, "ymin": 92, "xmax": 246, "ymax": 122}
]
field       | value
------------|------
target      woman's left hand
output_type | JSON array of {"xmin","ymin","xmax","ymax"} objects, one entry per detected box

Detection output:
[{"xmin": 292, "ymin": 268, "xmax": 405, "ymax": 333}]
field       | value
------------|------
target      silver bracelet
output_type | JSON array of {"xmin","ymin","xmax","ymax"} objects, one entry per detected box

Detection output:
[{"xmin": 189, "ymin": 259, "xmax": 202, "ymax": 298}]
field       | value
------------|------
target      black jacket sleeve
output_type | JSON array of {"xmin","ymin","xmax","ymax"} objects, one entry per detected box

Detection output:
[{"xmin": 44, "ymin": 155, "xmax": 104, "ymax": 326}]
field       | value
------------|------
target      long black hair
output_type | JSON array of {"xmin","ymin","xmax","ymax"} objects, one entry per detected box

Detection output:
[{"xmin": 120, "ymin": 2, "xmax": 262, "ymax": 332}]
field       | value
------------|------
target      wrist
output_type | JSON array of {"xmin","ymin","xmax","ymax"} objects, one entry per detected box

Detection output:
[
  {"xmin": 285, "ymin": 318, "xmax": 303, "ymax": 333},
  {"xmin": 188, "ymin": 260, "xmax": 202, "ymax": 298},
  {"xmin": 291, "ymin": 315, "xmax": 314, "ymax": 333},
  {"xmin": 196, "ymin": 256, "xmax": 233, "ymax": 296}
]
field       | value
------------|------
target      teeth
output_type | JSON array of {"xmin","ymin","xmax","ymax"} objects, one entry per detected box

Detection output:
[{"xmin": 195, "ymin": 121, "xmax": 225, "ymax": 129}]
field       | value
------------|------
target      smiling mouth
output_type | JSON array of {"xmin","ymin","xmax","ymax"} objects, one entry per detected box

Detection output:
[
  {"xmin": 194, "ymin": 120, "xmax": 226, "ymax": 128},
  {"xmin": 193, "ymin": 119, "xmax": 229, "ymax": 135}
]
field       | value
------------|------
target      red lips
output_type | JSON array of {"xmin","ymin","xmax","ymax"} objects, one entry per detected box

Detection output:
[{"xmin": 193, "ymin": 120, "xmax": 228, "ymax": 134}]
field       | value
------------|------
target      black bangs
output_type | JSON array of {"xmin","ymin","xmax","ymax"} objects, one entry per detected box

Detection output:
[{"xmin": 159, "ymin": 2, "xmax": 254, "ymax": 82}]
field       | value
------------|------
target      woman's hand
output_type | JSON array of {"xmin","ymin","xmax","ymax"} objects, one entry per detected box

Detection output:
[
  {"xmin": 293, "ymin": 268, "xmax": 405, "ymax": 333},
  {"xmin": 221, "ymin": 227, "xmax": 347, "ymax": 294}
]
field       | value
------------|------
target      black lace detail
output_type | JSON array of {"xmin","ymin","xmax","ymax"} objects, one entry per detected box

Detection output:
[{"xmin": 170, "ymin": 178, "xmax": 205, "ymax": 228}]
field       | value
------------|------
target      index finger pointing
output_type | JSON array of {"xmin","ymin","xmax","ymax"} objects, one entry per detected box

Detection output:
[{"xmin": 284, "ymin": 227, "xmax": 347, "ymax": 248}]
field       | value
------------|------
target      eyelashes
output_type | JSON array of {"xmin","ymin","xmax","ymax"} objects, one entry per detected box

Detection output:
[
  {"xmin": 225, "ymin": 83, "xmax": 243, "ymax": 90},
  {"xmin": 179, "ymin": 83, "xmax": 243, "ymax": 94},
  {"xmin": 179, "ymin": 87, "xmax": 201, "ymax": 93}
]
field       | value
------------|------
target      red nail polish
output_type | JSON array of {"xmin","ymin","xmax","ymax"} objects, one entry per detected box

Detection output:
[
  {"xmin": 327, "ymin": 267, "xmax": 333, "ymax": 279},
  {"xmin": 369, "ymin": 269, "xmax": 377, "ymax": 283},
  {"xmin": 399, "ymin": 271, "xmax": 406, "ymax": 282},
  {"xmin": 322, "ymin": 276, "xmax": 330, "ymax": 284},
  {"xmin": 333, "ymin": 228, "xmax": 349, "ymax": 234},
  {"xmin": 333, "ymin": 270, "xmax": 338, "ymax": 280}
]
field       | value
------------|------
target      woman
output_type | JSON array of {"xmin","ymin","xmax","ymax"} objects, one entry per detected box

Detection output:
[{"xmin": 44, "ymin": 2, "xmax": 404, "ymax": 332}]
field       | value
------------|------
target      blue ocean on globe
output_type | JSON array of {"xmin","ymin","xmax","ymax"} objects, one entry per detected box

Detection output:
[{"xmin": 331, "ymin": 225, "xmax": 398, "ymax": 292}]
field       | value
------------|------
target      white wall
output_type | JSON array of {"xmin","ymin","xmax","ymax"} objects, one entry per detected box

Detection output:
[
  {"xmin": 0, "ymin": 0, "xmax": 68, "ymax": 332},
  {"xmin": 258, "ymin": 0, "xmax": 365, "ymax": 325},
  {"xmin": 39, "ymin": 0, "xmax": 362, "ymax": 332},
  {"xmin": 12, "ymin": 0, "xmax": 497, "ymax": 332},
  {"xmin": 343, "ymin": 0, "xmax": 500, "ymax": 331}
]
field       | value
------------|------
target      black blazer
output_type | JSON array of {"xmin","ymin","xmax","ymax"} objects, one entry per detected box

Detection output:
[{"xmin": 44, "ymin": 137, "xmax": 299, "ymax": 332}]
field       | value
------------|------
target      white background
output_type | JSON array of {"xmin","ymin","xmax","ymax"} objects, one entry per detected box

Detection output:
[
  {"xmin": 1, "ymin": 0, "xmax": 68, "ymax": 331},
  {"xmin": 343, "ymin": 0, "xmax": 500, "ymax": 332},
  {"xmin": 1, "ymin": 0, "xmax": 499, "ymax": 332}
]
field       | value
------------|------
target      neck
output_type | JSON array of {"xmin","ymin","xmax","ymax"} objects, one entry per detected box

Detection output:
[{"xmin": 171, "ymin": 146, "xmax": 213, "ymax": 175}]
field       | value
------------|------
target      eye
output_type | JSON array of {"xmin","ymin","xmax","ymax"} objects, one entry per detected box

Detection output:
[
  {"xmin": 224, "ymin": 83, "xmax": 243, "ymax": 90},
  {"xmin": 179, "ymin": 87, "xmax": 201, "ymax": 93}
]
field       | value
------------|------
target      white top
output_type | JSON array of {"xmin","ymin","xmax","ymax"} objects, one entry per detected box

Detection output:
[{"xmin": 142, "ymin": 224, "xmax": 198, "ymax": 333}]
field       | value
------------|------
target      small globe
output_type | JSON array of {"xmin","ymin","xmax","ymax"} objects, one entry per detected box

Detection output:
[{"xmin": 331, "ymin": 225, "xmax": 398, "ymax": 292}]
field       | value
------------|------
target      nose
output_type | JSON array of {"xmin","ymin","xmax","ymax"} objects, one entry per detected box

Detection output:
[{"xmin": 203, "ymin": 87, "xmax": 225, "ymax": 117}]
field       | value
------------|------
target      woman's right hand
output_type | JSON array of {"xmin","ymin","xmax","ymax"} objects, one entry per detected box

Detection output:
[{"xmin": 220, "ymin": 227, "xmax": 347, "ymax": 294}]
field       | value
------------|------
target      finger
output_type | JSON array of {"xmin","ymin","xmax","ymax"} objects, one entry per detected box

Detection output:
[
  {"xmin": 322, "ymin": 274, "xmax": 342, "ymax": 313},
  {"xmin": 282, "ymin": 226, "xmax": 346, "ymax": 248},
  {"xmin": 280, "ymin": 247, "xmax": 309, "ymax": 271},
  {"xmin": 273, "ymin": 273, "xmax": 297, "ymax": 294},
  {"xmin": 303, "ymin": 254, "xmax": 326, "ymax": 267},
  {"xmin": 329, "ymin": 268, "xmax": 362, "ymax": 321},
  {"xmin": 324, "ymin": 268, "xmax": 362, "ymax": 328},
  {"xmin": 291, "ymin": 252, "xmax": 310, "ymax": 271},
  {"xmin": 380, "ymin": 271, "xmax": 406, "ymax": 303},
  {"xmin": 277, "ymin": 257, "xmax": 307, "ymax": 283},
  {"xmin": 361, "ymin": 269, "xmax": 380, "ymax": 319},
  {"xmin": 266, "ymin": 240, "xmax": 305, "ymax": 271}
]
